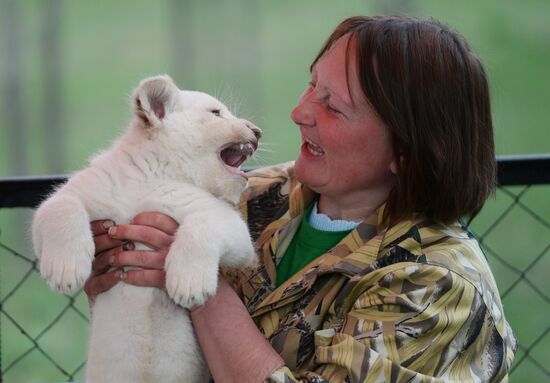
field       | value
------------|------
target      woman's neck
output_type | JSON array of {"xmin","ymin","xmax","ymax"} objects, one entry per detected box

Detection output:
[{"xmin": 317, "ymin": 192, "xmax": 385, "ymax": 221}]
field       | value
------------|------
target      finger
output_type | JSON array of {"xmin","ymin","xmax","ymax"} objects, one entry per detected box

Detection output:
[
  {"xmin": 94, "ymin": 232, "xmax": 123, "ymax": 254},
  {"xmin": 92, "ymin": 241, "xmax": 137, "ymax": 275},
  {"xmin": 92, "ymin": 248, "xmax": 117, "ymax": 275},
  {"xmin": 90, "ymin": 220, "xmax": 116, "ymax": 236},
  {"xmin": 123, "ymin": 269, "xmax": 166, "ymax": 289},
  {"xmin": 111, "ymin": 250, "xmax": 167, "ymax": 270},
  {"xmin": 92, "ymin": 252, "xmax": 112, "ymax": 276},
  {"xmin": 84, "ymin": 269, "xmax": 121, "ymax": 300},
  {"xmin": 131, "ymin": 212, "xmax": 179, "ymax": 235},
  {"xmin": 108, "ymin": 224, "xmax": 174, "ymax": 250}
]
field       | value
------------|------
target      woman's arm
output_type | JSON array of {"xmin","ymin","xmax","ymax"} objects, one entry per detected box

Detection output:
[
  {"xmin": 190, "ymin": 278, "xmax": 284, "ymax": 383},
  {"xmin": 192, "ymin": 261, "xmax": 508, "ymax": 383}
]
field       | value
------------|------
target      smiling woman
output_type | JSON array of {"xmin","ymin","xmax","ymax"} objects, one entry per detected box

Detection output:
[
  {"xmin": 292, "ymin": 33, "xmax": 397, "ymax": 222},
  {"xmin": 84, "ymin": 16, "xmax": 515, "ymax": 383}
]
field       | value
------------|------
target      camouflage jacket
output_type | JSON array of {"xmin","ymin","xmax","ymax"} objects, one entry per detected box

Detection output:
[{"xmin": 229, "ymin": 162, "xmax": 516, "ymax": 383}]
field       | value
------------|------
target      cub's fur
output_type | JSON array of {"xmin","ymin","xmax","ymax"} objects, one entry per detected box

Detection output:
[{"xmin": 32, "ymin": 75, "xmax": 260, "ymax": 383}]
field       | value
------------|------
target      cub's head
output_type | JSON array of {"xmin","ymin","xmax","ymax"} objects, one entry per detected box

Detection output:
[{"xmin": 130, "ymin": 75, "xmax": 261, "ymax": 204}]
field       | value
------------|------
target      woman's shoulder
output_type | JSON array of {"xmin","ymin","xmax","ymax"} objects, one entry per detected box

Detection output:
[
  {"xmin": 382, "ymin": 219, "xmax": 514, "ymax": 344},
  {"xmin": 239, "ymin": 162, "xmax": 295, "ymax": 203},
  {"xmin": 372, "ymin": 219, "xmax": 516, "ymax": 378},
  {"xmin": 415, "ymin": 221, "xmax": 497, "ymax": 292},
  {"xmin": 238, "ymin": 162, "xmax": 297, "ymax": 240},
  {"xmin": 246, "ymin": 161, "xmax": 296, "ymax": 179},
  {"xmin": 382, "ymin": 218, "xmax": 495, "ymax": 290}
]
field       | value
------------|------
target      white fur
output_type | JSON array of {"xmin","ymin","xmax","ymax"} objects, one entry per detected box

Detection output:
[{"xmin": 32, "ymin": 75, "xmax": 259, "ymax": 383}]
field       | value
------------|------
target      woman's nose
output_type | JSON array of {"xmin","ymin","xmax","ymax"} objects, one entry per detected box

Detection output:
[{"xmin": 290, "ymin": 97, "xmax": 315, "ymax": 127}]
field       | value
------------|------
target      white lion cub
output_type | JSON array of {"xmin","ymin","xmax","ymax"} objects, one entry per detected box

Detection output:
[{"xmin": 32, "ymin": 75, "xmax": 260, "ymax": 383}]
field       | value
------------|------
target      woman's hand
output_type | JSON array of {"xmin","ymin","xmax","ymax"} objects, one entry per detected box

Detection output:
[{"xmin": 83, "ymin": 212, "xmax": 179, "ymax": 305}]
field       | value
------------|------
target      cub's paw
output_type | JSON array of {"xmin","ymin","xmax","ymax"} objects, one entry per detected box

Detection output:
[
  {"xmin": 39, "ymin": 241, "xmax": 94, "ymax": 295},
  {"xmin": 165, "ymin": 249, "xmax": 218, "ymax": 309}
]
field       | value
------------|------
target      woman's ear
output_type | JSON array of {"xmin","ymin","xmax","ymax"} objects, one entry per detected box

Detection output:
[
  {"xmin": 132, "ymin": 75, "xmax": 180, "ymax": 129},
  {"xmin": 390, "ymin": 161, "xmax": 398, "ymax": 175},
  {"xmin": 389, "ymin": 153, "xmax": 404, "ymax": 175}
]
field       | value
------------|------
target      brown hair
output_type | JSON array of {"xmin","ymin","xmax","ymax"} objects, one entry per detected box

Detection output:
[{"xmin": 312, "ymin": 16, "xmax": 496, "ymax": 225}]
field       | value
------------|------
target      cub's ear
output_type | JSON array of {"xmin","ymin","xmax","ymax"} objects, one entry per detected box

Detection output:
[{"xmin": 132, "ymin": 75, "xmax": 180, "ymax": 128}]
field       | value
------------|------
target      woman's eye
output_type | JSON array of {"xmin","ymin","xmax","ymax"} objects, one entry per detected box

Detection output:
[
  {"xmin": 211, "ymin": 109, "xmax": 221, "ymax": 117},
  {"xmin": 328, "ymin": 105, "xmax": 341, "ymax": 115}
]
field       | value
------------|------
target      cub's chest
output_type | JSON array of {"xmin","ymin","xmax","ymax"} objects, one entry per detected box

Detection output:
[{"xmin": 87, "ymin": 179, "xmax": 215, "ymax": 221}]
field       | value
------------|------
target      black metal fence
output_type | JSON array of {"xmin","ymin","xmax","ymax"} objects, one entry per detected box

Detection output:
[{"xmin": 0, "ymin": 156, "xmax": 549, "ymax": 382}]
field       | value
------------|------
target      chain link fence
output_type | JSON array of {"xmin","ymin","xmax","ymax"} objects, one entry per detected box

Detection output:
[{"xmin": 1, "ymin": 157, "xmax": 549, "ymax": 382}]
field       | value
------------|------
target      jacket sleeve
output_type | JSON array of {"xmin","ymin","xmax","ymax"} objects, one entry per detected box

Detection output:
[{"xmin": 265, "ymin": 262, "xmax": 509, "ymax": 383}]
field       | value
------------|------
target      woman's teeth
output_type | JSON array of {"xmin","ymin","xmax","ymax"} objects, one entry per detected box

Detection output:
[{"xmin": 305, "ymin": 138, "xmax": 325, "ymax": 156}]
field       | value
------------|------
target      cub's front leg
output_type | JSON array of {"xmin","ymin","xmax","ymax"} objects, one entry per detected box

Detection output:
[
  {"xmin": 32, "ymin": 191, "xmax": 94, "ymax": 294},
  {"xmin": 165, "ymin": 208, "xmax": 255, "ymax": 308}
]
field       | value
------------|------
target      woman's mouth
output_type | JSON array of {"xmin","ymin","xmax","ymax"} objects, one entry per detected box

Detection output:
[{"xmin": 303, "ymin": 137, "xmax": 325, "ymax": 157}]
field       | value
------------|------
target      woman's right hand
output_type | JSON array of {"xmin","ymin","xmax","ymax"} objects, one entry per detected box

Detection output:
[{"xmin": 83, "ymin": 212, "xmax": 179, "ymax": 305}]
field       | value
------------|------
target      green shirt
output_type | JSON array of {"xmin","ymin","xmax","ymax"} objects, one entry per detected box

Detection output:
[{"xmin": 275, "ymin": 203, "xmax": 352, "ymax": 287}]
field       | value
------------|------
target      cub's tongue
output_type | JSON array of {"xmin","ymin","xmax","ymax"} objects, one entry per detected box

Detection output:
[
  {"xmin": 220, "ymin": 142, "xmax": 255, "ymax": 170},
  {"xmin": 221, "ymin": 148, "xmax": 244, "ymax": 167}
]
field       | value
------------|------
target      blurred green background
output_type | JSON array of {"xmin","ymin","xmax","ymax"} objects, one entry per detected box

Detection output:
[{"xmin": 0, "ymin": 0, "xmax": 549, "ymax": 382}]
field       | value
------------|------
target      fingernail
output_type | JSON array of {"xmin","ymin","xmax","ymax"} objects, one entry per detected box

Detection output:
[
  {"xmin": 108, "ymin": 226, "xmax": 117, "ymax": 236},
  {"xmin": 114, "ymin": 269, "xmax": 126, "ymax": 281},
  {"xmin": 102, "ymin": 220, "xmax": 115, "ymax": 229},
  {"xmin": 122, "ymin": 241, "xmax": 134, "ymax": 251}
]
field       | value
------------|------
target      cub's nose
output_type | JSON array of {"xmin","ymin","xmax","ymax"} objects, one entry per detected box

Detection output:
[{"xmin": 247, "ymin": 124, "xmax": 262, "ymax": 140}]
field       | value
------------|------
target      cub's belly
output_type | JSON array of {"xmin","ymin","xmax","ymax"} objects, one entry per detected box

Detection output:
[{"xmin": 86, "ymin": 284, "xmax": 206, "ymax": 383}]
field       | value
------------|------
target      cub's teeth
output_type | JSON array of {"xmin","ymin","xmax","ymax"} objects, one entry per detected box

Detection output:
[{"xmin": 240, "ymin": 143, "xmax": 244, "ymax": 150}]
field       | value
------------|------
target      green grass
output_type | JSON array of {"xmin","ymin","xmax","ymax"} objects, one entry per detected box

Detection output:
[{"xmin": 1, "ymin": 1, "xmax": 549, "ymax": 382}]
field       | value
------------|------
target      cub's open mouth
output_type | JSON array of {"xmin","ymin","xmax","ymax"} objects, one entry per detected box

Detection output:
[{"xmin": 219, "ymin": 142, "xmax": 256, "ymax": 176}]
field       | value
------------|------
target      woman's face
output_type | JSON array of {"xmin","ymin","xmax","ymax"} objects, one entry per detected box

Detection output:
[{"xmin": 291, "ymin": 35, "xmax": 397, "ymax": 210}]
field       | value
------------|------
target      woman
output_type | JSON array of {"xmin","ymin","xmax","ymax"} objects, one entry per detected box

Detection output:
[{"xmin": 86, "ymin": 16, "xmax": 516, "ymax": 382}]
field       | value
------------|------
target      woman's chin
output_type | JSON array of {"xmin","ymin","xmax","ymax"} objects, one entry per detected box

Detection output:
[{"xmin": 295, "ymin": 159, "xmax": 325, "ymax": 191}]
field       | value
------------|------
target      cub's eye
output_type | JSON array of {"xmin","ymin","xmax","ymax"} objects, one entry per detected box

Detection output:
[{"xmin": 210, "ymin": 109, "xmax": 221, "ymax": 117}]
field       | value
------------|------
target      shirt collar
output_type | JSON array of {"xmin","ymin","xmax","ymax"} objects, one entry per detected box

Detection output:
[{"xmin": 276, "ymin": 182, "xmax": 386, "ymax": 276}]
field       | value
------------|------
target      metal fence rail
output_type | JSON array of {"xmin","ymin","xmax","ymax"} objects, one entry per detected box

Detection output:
[{"xmin": 1, "ymin": 155, "xmax": 549, "ymax": 382}]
